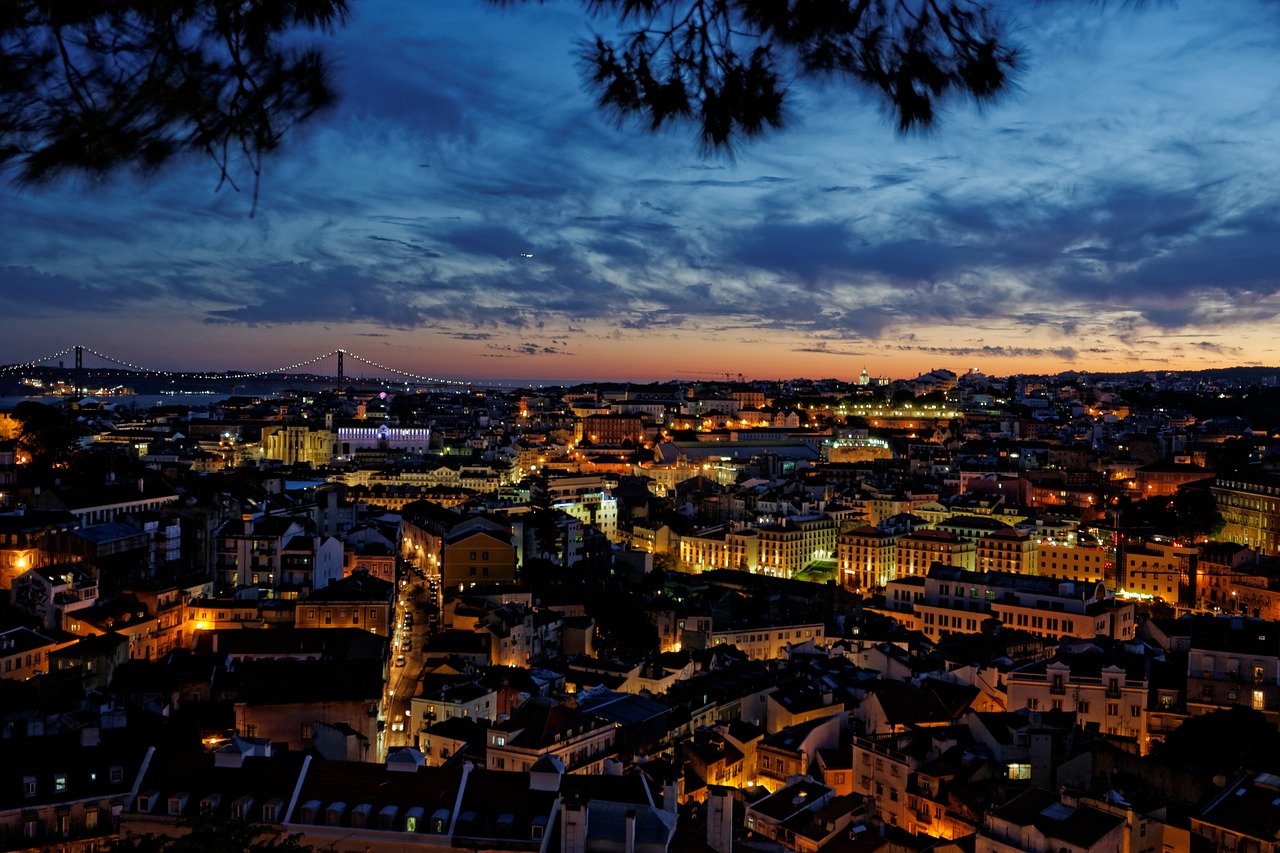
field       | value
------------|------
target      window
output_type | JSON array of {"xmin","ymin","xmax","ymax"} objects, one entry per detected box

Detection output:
[
  {"xmin": 110, "ymin": 766, "xmax": 123, "ymax": 784},
  {"xmin": 301, "ymin": 722, "xmax": 313, "ymax": 739},
  {"xmin": 1007, "ymin": 763, "xmax": 1031, "ymax": 780},
  {"xmin": 54, "ymin": 773, "xmax": 67, "ymax": 793},
  {"xmin": 23, "ymin": 775, "xmax": 36, "ymax": 797},
  {"xmin": 1107, "ymin": 703, "xmax": 1119, "ymax": 717},
  {"xmin": 85, "ymin": 808, "xmax": 99, "ymax": 831}
]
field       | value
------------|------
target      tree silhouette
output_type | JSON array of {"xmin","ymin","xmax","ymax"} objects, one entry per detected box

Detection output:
[
  {"xmin": 2, "ymin": 0, "xmax": 1027, "ymax": 192},
  {"xmin": 104, "ymin": 812, "xmax": 311, "ymax": 852},
  {"xmin": 0, "ymin": 1, "xmax": 345, "ymax": 212},
  {"xmin": 555, "ymin": 0, "xmax": 1019, "ymax": 152}
]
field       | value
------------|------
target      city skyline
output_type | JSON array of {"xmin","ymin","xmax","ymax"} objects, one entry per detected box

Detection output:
[{"xmin": 3, "ymin": 1, "xmax": 1280, "ymax": 382}]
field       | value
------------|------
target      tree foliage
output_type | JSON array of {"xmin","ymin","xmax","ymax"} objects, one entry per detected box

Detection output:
[
  {"xmin": 1120, "ymin": 487, "xmax": 1225, "ymax": 541},
  {"xmin": 12, "ymin": 401, "xmax": 78, "ymax": 478},
  {"xmin": 1157, "ymin": 707, "xmax": 1280, "ymax": 776},
  {"xmin": 0, "ymin": 0, "xmax": 1028, "ymax": 196},
  {"xmin": 104, "ymin": 813, "xmax": 311, "ymax": 853},
  {"xmin": 0, "ymin": 0, "xmax": 344, "ymax": 211},
  {"xmin": 561, "ymin": 0, "xmax": 1020, "ymax": 152}
]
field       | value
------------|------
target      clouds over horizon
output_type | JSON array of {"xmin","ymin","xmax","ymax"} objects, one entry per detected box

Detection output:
[{"xmin": 2, "ymin": 0, "xmax": 1280, "ymax": 378}]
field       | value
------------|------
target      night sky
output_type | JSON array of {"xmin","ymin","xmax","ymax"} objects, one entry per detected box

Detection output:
[{"xmin": 3, "ymin": 1, "xmax": 1280, "ymax": 383}]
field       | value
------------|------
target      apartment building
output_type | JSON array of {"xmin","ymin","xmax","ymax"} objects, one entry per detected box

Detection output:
[
  {"xmin": 680, "ymin": 527, "xmax": 759, "ymax": 573},
  {"xmin": 885, "ymin": 565, "xmax": 1135, "ymax": 643},
  {"xmin": 1037, "ymin": 542, "xmax": 1109, "ymax": 586},
  {"xmin": 1212, "ymin": 471, "xmax": 1280, "ymax": 556},
  {"xmin": 896, "ymin": 529, "xmax": 976, "ymax": 577},
  {"xmin": 837, "ymin": 525, "xmax": 898, "ymax": 593},
  {"xmin": 1006, "ymin": 658, "xmax": 1148, "ymax": 744},
  {"xmin": 1186, "ymin": 615, "xmax": 1280, "ymax": 726},
  {"xmin": 755, "ymin": 516, "xmax": 837, "ymax": 578},
  {"xmin": 1122, "ymin": 540, "xmax": 1197, "ymax": 603},
  {"xmin": 976, "ymin": 528, "xmax": 1037, "ymax": 575}
]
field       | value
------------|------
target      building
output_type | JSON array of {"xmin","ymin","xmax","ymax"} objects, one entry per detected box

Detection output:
[
  {"xmin": 441, "ymin": 518, "xmax": 517, "ymax": 588},
  {"xmin": 553, "ymin": 490, "xmax": 619, "ymax": 543},
  {"xmin": 296, "ymin": 572, "xmax": 395, "ymax": 637},
  {"xmin": 1006, "ymin": 657, "xmax": 1148, "ymax": 744},
  {"xmin": 679, "ymin": 527, "xmax": 759, "ymax": 573},
  {"xmin": 1, "ymin": 727, "xmax": 149, "ymax": 851},
  {"xmin": 837, "ymin": 525, "xmax": 898, "ymax": 593},
  {"xmin": 886, "ymin": 565, "xmax": 1135, "ymax": 643},
  {"xmin": 1192, "ymin": 770, "xmax": 1280, "ymax": 853},
  {"xmin": 485, "ymin": 699, "xmax": 617, "ymax": 774},
  {"xmin": 1186, "ymin": 615, "xmax": 1280, "ymax": 725},
  {"xmin": 688, "ymin": 620, "xmax": 826, "ymax": 661},
  {"xmin": 0, "ymin": 626, "xmax": 61, "ymax": 680},
  {"xmin": 1122, "ymin": 540, "xmax": 1197, "ymax": 603},
  {"xmin": 0, "ymin": 509, "xmax": 79, "ymax": 591},
  {"xmin": 214, "ymin": 516, "xmax": 343, "ymax": 598},
  {"xmin": 755, "ymin": 516, "xmax": 837, "ymax": 578},
  {"xmin": 261, "ymin": 424, "xmax": 335, "ymax": 466},
  {"xmin": 977, "ymin": 787, "xmax": 1125, "ymax": 853},
  {"xmin": 896, "ymin": 529, "xmax": 976, "ymax": 577},
  {"xmin": 1037, "ymin": 542, "xmax": 1109, "ymax": 586},
  {"xmin": 976, "ymin": 528, "xmax": 1037, "ymax": 575},
  {"xmin": 576, "ymin": 413, "xmax": 645, "ymax": 446},
  {"xmin": 1135, "ymin": 458, "xmax": 1213, "ymax": 497},
  {"xmin": 10, "ymin": 563, "xmax": 99, "ymax": 632},
  {"xmin": 336, "ymin": 423, "xmax": 432, "ymax": 457},
  {"xmin": 1212, "ymin": 471, "xmax": 1280, "ymax": 556}
]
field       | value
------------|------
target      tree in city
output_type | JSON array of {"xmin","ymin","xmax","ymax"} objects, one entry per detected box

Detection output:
[
  {"xmin": 1157, "ymin": 707, "xmax": 1280, "ymax": 776},
  {"xmin": 1120, "ymin": 486, "xmax": 1224, "ymax": 541},
  {"xmin": 12, "ymin": 401, "xmax": 79, "ymax": 480},
  {"xmin": 103, "ymin": 813, "xmax": 311, "ymax": 852}
]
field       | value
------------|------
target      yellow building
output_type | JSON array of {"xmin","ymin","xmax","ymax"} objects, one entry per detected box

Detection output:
[
  {"xmin": 755, "ymin": 517, "xmax": 837, "ymax": 578},
  {"xmin": 838, "ymin": 526, "xmax": 898, "ymax": 593},
  {"xmin": 442, "ymin": 520, "xmax": 516, "ymax": 588},
  {"xmin": 261, "ymin": 425, "xmax": 335, "ymax": 467}
]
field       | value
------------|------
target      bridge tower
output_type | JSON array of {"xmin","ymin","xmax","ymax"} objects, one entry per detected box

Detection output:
[
  {"xmin": 337, "ymin": 349, "xmax": 344, "ymax": 382},
  {"xmin": 74, "ymin": 345, "xmax": 83, "ymax": 394}
]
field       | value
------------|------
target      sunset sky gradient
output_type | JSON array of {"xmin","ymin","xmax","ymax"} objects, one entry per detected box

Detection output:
[{"xmin": 3, "ymin": 0, "xmax": 1280, "ymax": 383}]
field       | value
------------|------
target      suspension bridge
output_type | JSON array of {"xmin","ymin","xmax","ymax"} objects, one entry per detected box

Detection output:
[{"xmin": 0, "ymin": 345, "xmax": 472, "ymax": 387}]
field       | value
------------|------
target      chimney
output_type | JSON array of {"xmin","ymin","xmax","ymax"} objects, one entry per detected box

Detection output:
[
  {"xmin": 706, "ymin": 787, "xmax": 733, "ymax": 853},
  {"xmin": 663, "ymin": 779, "xmax": 679, "ymax": 814},
  {"xmin": 624, "ymin": 809, "xmax": 636, "ymax": 853},
  {"xmin": 562, "ymin": 798, "xmax": 587, "ymax": 853}
]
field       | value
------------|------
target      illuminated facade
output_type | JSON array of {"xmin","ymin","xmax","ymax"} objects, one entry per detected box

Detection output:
[
  {"xmin": 1212, "ymin": 471, "xmax": 1280, "ymax": 556},
  {"xmin": 261, "ymin": 425, "xmax": 335, "ymax": 467},
  {"xmin": 755, "ymin": 517, "xmax": 837, "ymax": 578},
  {"xmin": 837, "ymin": 526, "xmax": 898, "ymax": 592},
  {"xmin": 336, "ymin": 424, "xmax": 432, "ymax": 456}
]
